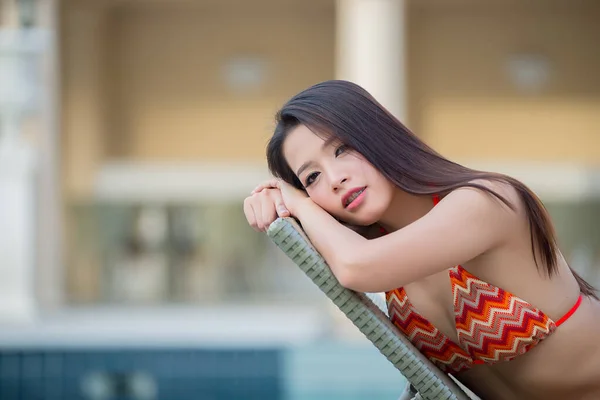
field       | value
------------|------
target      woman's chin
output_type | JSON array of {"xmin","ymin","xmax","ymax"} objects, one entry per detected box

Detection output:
[
  {"xmin": 328, "ymin": 207, "xmax": 381, "ymax": 227},
  {"xmin": 346, "ymin": 214, "xmax": 380, "ymax": 227}
]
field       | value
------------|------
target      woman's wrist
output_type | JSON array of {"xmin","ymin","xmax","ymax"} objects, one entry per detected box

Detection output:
[{"xmin": 291, "ymin": 197, "xmax": 317, "ymax": 219}]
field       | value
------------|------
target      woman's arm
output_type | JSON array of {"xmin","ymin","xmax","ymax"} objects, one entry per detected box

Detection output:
[{"xmin": 293, "ymin": 187, "xmax": 514, "ymax": 292}]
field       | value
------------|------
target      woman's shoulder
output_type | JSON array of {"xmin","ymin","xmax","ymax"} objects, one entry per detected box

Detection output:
[
  {"xmin": 453, "ymin": 177, "xmax": 527, "ymax": 215},
  {"xmin": 437, "ymin": 178, "xmax": 529, "ymax": 241}
]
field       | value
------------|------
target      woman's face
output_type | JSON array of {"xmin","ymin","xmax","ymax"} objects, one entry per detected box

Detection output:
[{"xmin": 282, "ymin": 124, "xmax": 396, "ymax": 226}]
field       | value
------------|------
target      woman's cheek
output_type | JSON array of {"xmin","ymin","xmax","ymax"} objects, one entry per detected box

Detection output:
[{"xmin": 312, "ymin": 195, "xmax": 338, "ymax": 215}]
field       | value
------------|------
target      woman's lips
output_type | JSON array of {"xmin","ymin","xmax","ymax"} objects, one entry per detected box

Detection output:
[{"xmin": 344, "ymin": 187, "xmax": 367, "ymax": 210}]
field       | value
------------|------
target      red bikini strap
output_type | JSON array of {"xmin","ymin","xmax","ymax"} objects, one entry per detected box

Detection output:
[{"xmin": 555, "ymin": 294, "xmax": 583, "ymax": 327}]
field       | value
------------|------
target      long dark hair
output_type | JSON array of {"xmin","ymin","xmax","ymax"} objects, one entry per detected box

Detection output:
[{"xmin": 267, "ymin": 80, "xmax": 596, "ymax": 298}]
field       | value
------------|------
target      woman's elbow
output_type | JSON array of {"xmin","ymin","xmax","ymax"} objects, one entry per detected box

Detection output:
[
  {"xmin": 335, "ymin": 268, "xmax": 357, "ymax": 289},
  {"xmin": 334, "ymin": 258, "xmax": 394, "ymax": 293},
  {"xmin": 332, "ymin": 256, "xmax": 364, "ymax": 291}
]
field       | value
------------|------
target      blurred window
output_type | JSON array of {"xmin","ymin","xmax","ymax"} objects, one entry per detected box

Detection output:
[{"xmin": 64, "ymin": 200, "xmax": 319, "ymax": 305}]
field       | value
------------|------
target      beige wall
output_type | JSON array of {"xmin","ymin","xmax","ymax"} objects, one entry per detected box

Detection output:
[
  {"xmin": 61, "ymin": 0, "xmax": 600, "ymax": 200},
  {"xmin": 61, "ymin": 0, "xmax": 335, "ymax": 198},
  {"xmin": 61, "ymin": 4, "xmax": 111, "ymax": 199},
  {"xmin": 108, "ymin": 3, "xmax": 335, "ymax": 161},
  {"xmin": 408, "ymin": 2, "xmax": 600, "ymax": 164}
]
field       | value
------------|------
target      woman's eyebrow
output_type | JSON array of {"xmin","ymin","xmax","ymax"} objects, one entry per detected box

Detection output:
[
  {"xmin": 296, "ymin": 161, "xmax": 314, "ymax": 177},
  {"xmin": 296, "ymin": 139, "xmax": 334, "ymax": 176}
]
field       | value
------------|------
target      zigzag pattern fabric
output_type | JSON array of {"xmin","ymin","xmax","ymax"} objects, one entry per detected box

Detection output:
[
  {"xmin": 386, "ymin": 265, "xmax": 556, "ymax": 374},
  {"xmin": 386, "ymin": 287, "xmax": 472, "ymax": 373},
  {"xmin": 451, "ymin": 265, "xmax": 555, "ymax": 362}
]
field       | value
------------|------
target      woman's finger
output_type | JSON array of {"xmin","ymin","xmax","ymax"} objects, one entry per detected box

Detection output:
[
  {"xmin": 260, "ymin": 191, "xmax": 278, "ymax": 231},
  {"xmin": 251, "ymin": 179, "xmax": 280, "ymax": 194},
  {"xmin": 243, "ymin": 197, "xmax": 260, "ymax": 232},
  {"xmin": 271, "ymin": 190, "xmax": 290, "ymax": 217},
  {"xmin": 249, "ymin": 195, "xmax": 265, "ymax": 231}
]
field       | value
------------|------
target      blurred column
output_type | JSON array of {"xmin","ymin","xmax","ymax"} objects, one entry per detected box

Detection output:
[
  {"xmin": 35, "ymin": 0, "xmax": 63, "ymax": 311},
  {"xmin": 0, "ymin": 132, "xmax": 37, "ymax": 322},
  {"xmin": 0, "ymin": 0, "xmax": 47, "ymax": 321},
  {"xmin": 335, "ymin": 0, "xmax": 407, "ymax": 121}
]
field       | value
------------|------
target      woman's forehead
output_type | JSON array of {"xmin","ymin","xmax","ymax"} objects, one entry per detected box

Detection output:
[
  {"xmin": 283, "ymin": 125, "xmax": 328, "ymax": 170},
  {"xmin": 286, "ymin": 124, "xmax": 322, "ymax": 143}
]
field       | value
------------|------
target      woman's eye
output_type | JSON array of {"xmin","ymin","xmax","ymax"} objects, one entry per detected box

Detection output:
[
  {"xmin": 304, "ymin": 172, "xmax": 319, "ymax": 187},
  {"xmin": 335, "ymin": 145, "xmax": 348, "ymax": 157}
]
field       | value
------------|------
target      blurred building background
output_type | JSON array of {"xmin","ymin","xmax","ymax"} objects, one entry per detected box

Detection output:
[{"xmin": 0, "ymin": 0, "xmax": 599, "ymax": 399}]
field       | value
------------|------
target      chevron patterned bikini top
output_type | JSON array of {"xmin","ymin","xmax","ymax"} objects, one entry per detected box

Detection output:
[{"xmin": 385, "ymin": 195, "xmax": 583, "ymax": 375}]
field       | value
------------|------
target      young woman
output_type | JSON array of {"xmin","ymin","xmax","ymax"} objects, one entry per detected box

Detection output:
[{"xmin": 243, "ymin": 80, "xmax": 600, "ymax": 400}]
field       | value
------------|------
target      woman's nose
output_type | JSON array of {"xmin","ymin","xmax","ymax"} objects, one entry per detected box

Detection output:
[{"xmin": 331, "ymin": 177, "xmax": 348, "ymax": 192}]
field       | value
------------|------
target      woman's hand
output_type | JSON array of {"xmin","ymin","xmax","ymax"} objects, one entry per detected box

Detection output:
[
  {"xmin": 251, "ymin": 179, "xmax": 310, "ymax": 217},
  {"xmin": 243, "ymin": 186, "xmax": 290, "ymax": 232}
]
